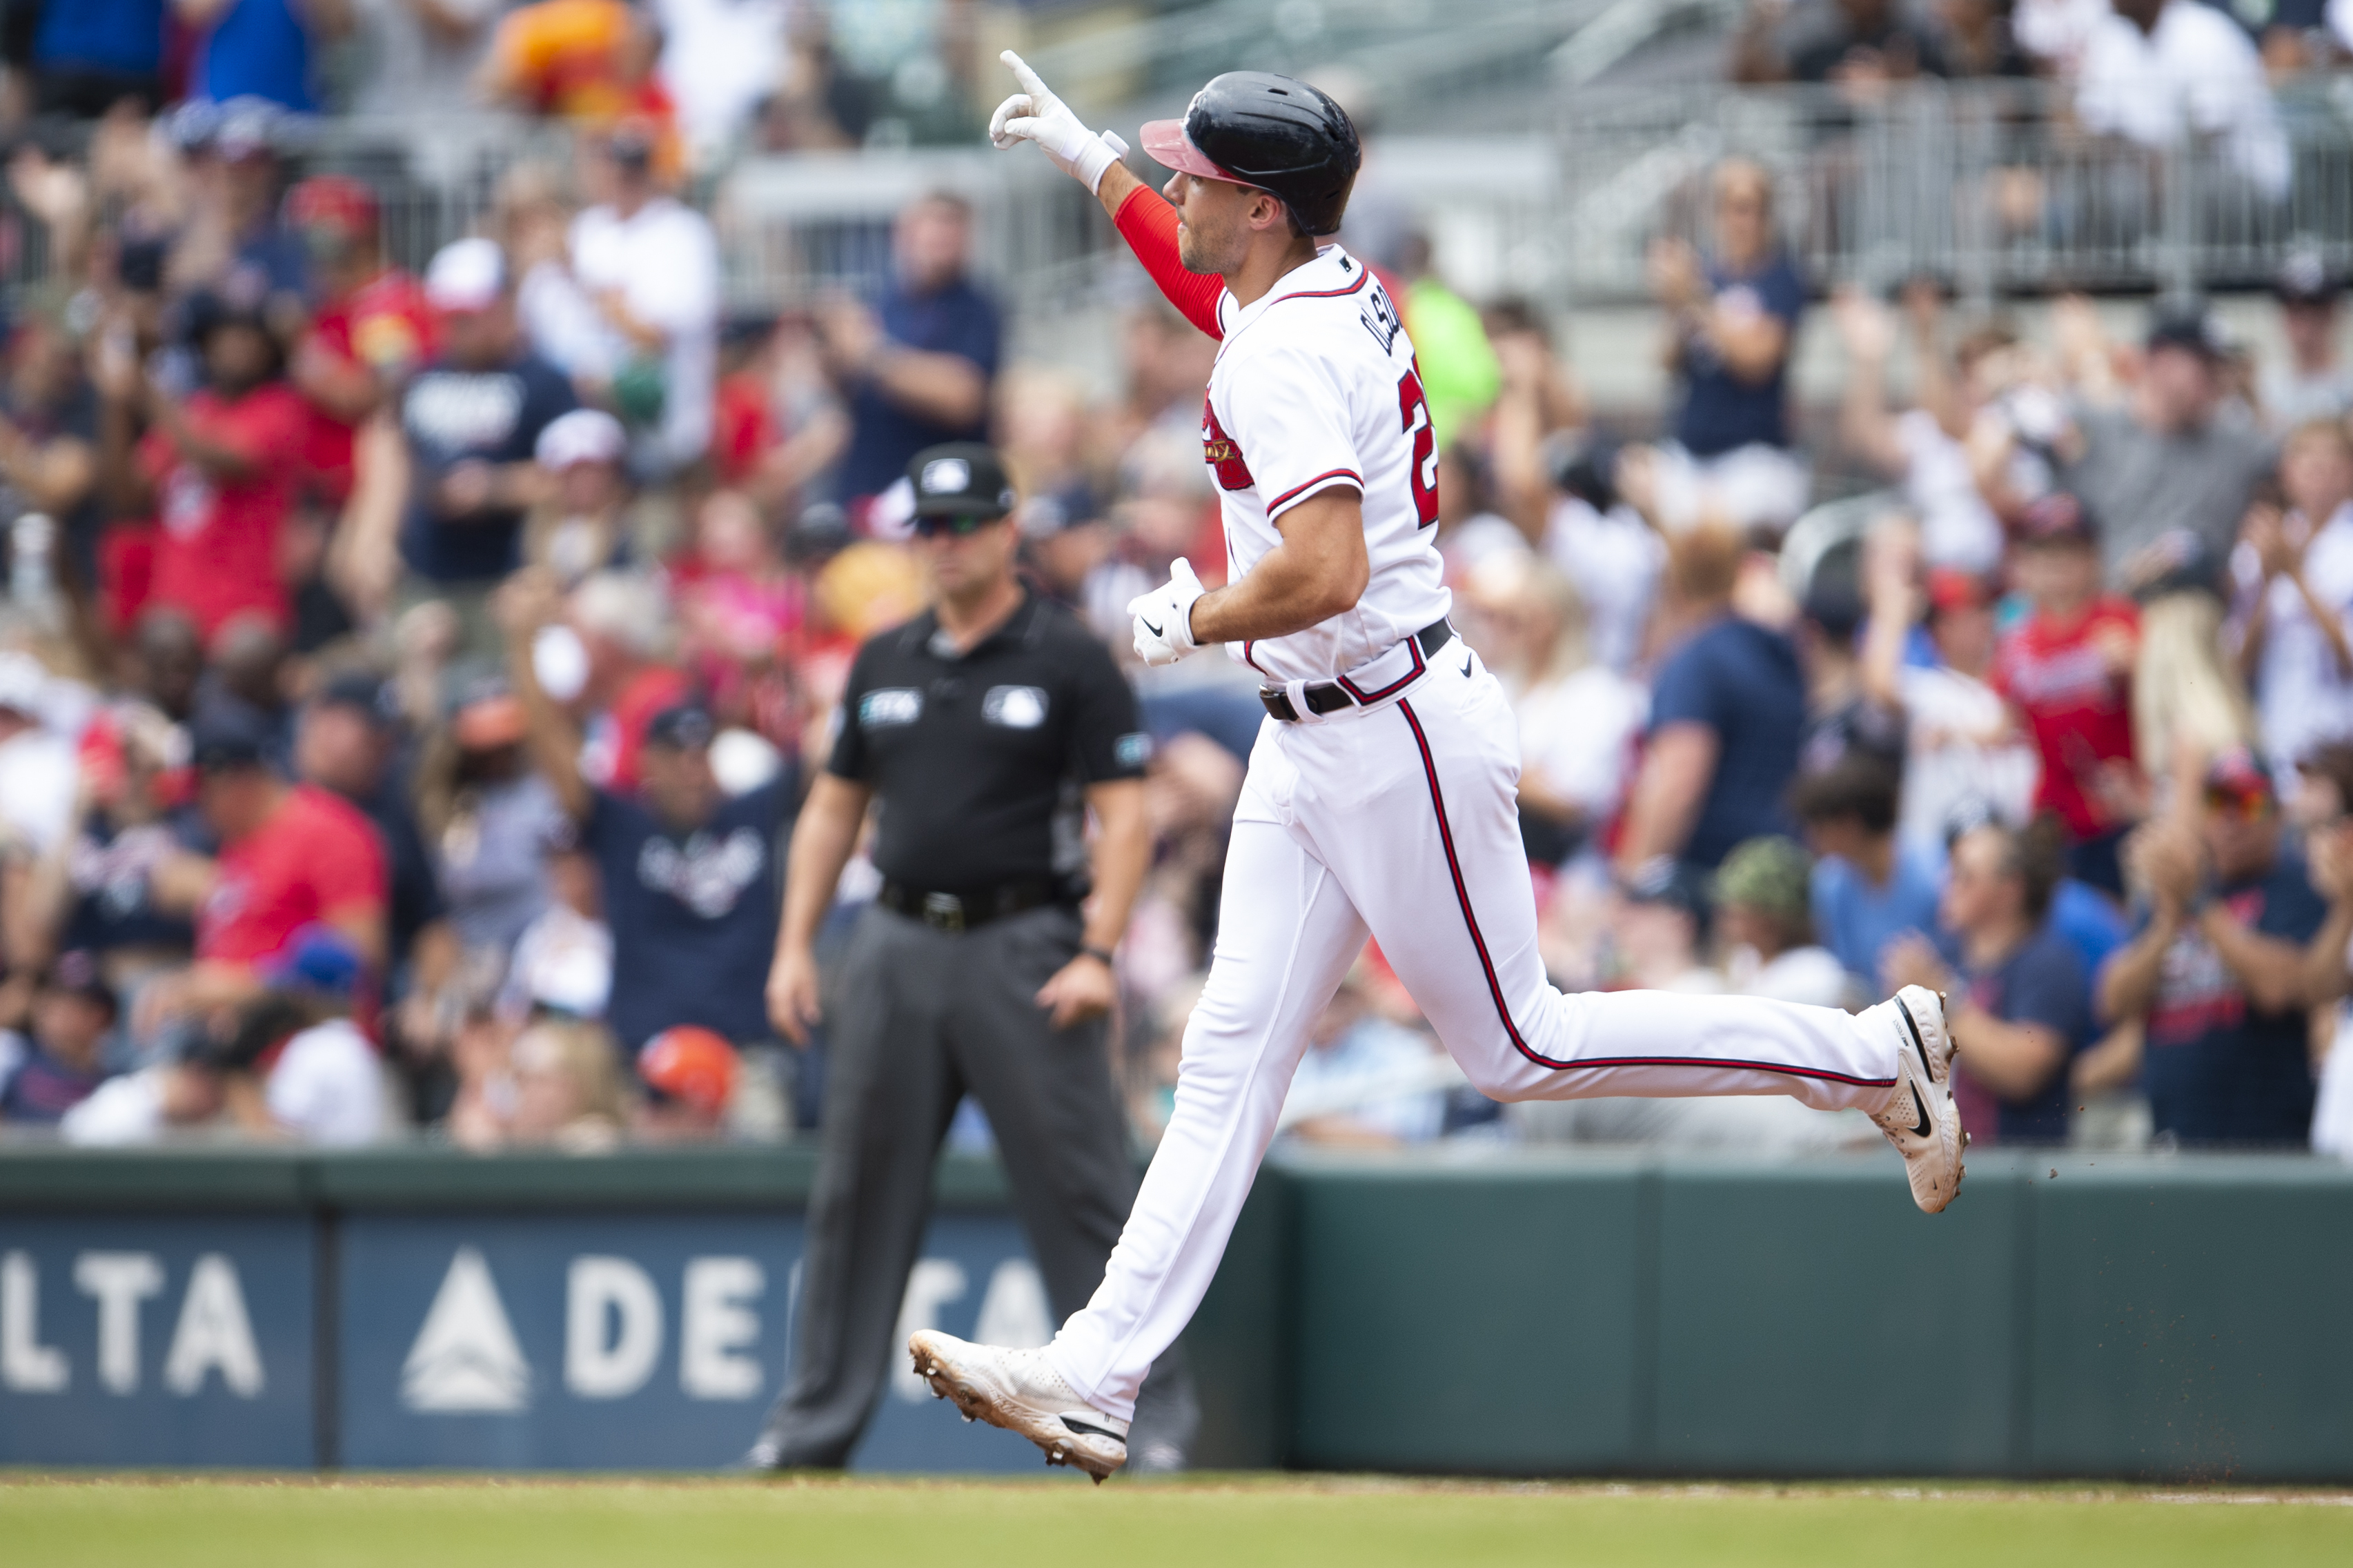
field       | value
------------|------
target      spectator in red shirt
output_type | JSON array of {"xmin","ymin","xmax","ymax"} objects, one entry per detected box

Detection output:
[
  {"xmin": 1994, "ymin": 490, "xmax": 2144, "ymax": 897},
  {"xmin": 100, "ymin": 292, "xmax": 311, "ymax": 645},
  {"xmin": 286, "ymin": 175, "xmax": 437, "ymax": 505},
  {"xmin": 141, "ymin": 710, "xmax": 388, "ymax": 1035}
]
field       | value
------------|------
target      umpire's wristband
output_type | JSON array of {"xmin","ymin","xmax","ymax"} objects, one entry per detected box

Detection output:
[{"xmin": 1080, "ymin": 944, "xmax": 1117, "ymax": 968}]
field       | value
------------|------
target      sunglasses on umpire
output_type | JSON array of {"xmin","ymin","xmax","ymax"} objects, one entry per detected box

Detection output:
[{"xmin": 910, "ymin": 512, "xmax": 1005, "ymax": 539}]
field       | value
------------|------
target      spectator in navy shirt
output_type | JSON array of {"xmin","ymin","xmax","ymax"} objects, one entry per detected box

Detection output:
[
  {"xmin": 1885, "ymin": 818, "xmax": 2091, "ymax": 1147},
  {"xmin": 1793, "ymin": 757, "xmax": 1943, "ymax": 996},
  {"xmin": 2099, "ymin": 747, "xmax": 2325, "ymax": 1147},
  {"xmin": 0, "ymin": 953, "xmax": 119, "ymax": 1124},
  {"xmin": 377, "ymin": 239, "xmax": 576, "ymax": 653},
  {"xmin": 502, "ymin": 570, "xmax": 793, "ymax": 1053},
  {"xmin": 1617, "ymin": 528, "xmax": 1806, "ymax": 875},
  {"xmin": 1643, "ymin": 158, "xmax": 1811, "ymax": 537},
  {"xmin": 821, "ymin": 192, "xmax": 1002, "ymax": 508}
]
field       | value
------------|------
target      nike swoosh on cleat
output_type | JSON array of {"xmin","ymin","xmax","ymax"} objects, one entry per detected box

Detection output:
[
  {"xmin": 1060, "ymin": 1416, "xmax": 1125, "ymax": 1441},
  {"xmin": 1898, "ymin": 998, "xmax": 1934, "ymax": 1078},
  {"xmin": 1140, "ymin": 617, "xmax": 1164, "ymax": 637},
  {"xmin": 1907, "ymin": 1083, "xmax": 1933, "ymax": 1139}
]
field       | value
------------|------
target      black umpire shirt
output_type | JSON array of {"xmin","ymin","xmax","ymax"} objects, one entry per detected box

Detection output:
[{"xmin": 828, "ymin": 591, "xmax": 1150, "ymax": 893}]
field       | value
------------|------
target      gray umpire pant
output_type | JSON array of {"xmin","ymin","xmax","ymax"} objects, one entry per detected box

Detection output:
[{"xmin": 751, "ymin": 901, "xmax": 1197, "ymax": 1468}]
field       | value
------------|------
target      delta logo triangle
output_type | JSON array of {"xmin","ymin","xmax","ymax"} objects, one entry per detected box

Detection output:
[{"xmin": 400, "ymin": 1247, "xmax": 533, "ymax": 1413}]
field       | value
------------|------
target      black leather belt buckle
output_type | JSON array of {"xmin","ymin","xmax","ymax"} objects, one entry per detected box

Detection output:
[{"xmin": 1259, "ymin": 688, "xmax": 1301, "ymax": 722}]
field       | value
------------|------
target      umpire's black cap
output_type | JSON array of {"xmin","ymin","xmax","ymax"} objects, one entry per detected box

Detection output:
[
  {"xmin": 1143, "ymin": 72, "xmax": 1361, "ymax": 236},
  {"xmin": 908, "ymin": 443, "xmax": 1017, "ymax": 520}
]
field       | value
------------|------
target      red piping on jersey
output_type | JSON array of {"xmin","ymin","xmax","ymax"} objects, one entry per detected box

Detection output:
[
  {"xmin": 1242, "ymin": 640, "xmax": 1266, "ymax": 674},
  {"xmin": 1266, "ymin": 468, "xmax": 1362, "ymax": 514},
  {"xmin": 1267, "ymin": 266, "xmax": 1372, "ymax": 304},
  {"xmin": 1114, "ymin": 186, "xmax": 1225, "ymax": 340},
  {"xmin": 1395, "ymin": 698, "xmax": 1898, "ymax": 1090},
  {"xmin": 1336, "ymin": 628, "xmax": 1426, "ymax": 704}
]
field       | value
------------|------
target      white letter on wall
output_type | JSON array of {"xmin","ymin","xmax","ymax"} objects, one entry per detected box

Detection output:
[
  {"xmin": 680, "ymin": 1257, "xmax": 765, "ymax": 1400},
  {"xmin": 565, "ymin": 1256, "xmax": 663, "ymax": 1399},
  {"xmin": 1, "ymin": 1252, "xmax": 68, "ymax": 1393},
  {"xmin": 163, "ymin": 1255, "xmax": 264, "ymax": 1398},
  {"xmin": 73, "ymin": 1252, "xmax": 165, "ymax": 1394}
]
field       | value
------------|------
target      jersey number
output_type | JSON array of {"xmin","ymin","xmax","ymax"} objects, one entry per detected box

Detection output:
[{"xmin": 1398, "ymin": 368, "xmax": 1439, "ymax": 527}]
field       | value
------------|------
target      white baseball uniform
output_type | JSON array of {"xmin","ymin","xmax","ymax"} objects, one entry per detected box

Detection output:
[{"xmin": 1045, "ymin": 243, "xmax": 1907, "ymax": 1422}]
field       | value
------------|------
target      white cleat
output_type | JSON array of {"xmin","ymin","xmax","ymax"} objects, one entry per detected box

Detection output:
[
  {"xmin": 1865, "ymin": 985, "xmax": 1968, "ymax": 1213},
  {"xmin": 907, "ymin": 1330, "xmax": 1129, "ymax": 1483}
]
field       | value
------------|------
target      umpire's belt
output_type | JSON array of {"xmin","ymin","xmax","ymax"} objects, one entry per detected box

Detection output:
[
  {"xmin": 1259, "ymin": 617, "xmax": 1455, "ymax": 724},
  {"xmin": 876, "ymin": 877, "xmax": 1067, "ymax": 933}
]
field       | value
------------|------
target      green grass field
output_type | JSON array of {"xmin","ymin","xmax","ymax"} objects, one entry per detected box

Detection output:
[{"xmin": 5, "ymin": 1476, "xmax": 2351, "ymax": 1567}]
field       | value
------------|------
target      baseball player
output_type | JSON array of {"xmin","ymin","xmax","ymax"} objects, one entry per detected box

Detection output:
[{"xmin": 910, "ymin": 57, "xmax": 1967, "ymax": 1483}]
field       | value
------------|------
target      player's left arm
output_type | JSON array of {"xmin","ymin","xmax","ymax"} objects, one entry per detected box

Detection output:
[{"xmin": 1187, "ymin": 488, "xmax": 1370, "ymax": 644}]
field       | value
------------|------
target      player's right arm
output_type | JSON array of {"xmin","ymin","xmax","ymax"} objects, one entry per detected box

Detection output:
[
  {"xmin": 767, "ymin": 772, "xmax": 872, "ymax": 1045},
  {"xmin": 990, "ymin": 52, "xmax": 1225, "ymax": 339},
  {"xmin": 1188, "ymin": 489, "xmax": 1368, "ymax": 644}
]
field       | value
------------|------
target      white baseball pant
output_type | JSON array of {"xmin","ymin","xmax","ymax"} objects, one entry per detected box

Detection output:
[{"xmin": 1045, "ymin": 643, "xmax": 1904, "ymax": 1420}]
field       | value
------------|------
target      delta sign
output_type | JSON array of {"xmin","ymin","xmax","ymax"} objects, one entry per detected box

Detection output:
[{"xmin": 1, "ymin": 1210, "xmax": 1057, "ymax": 1471}]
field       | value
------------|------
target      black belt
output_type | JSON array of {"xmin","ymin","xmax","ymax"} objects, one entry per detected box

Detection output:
[
  {"xmin": 1259, "ymin": 618, "xmax": 1455, "ymax": 724},
  {"xmin": 876, "ymin": 877, "xmax": 1068, "ymax": 933}
]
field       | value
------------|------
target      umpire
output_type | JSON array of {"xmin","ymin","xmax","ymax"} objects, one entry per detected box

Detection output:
[{"xmin": 746, "ymin": 443, "xmax": 1195, "ymax": 1471}]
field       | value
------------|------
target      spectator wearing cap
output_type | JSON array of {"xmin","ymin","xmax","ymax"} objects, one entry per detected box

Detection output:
[
  {"xmin": 1715, "ymin": 835, "xmax": 1848, "ymax": 1008},
  {"xmin": 2058, "ymin": 304, "xmax": 2274, "ymax": 597},
  {"xmin": 820, "ymin": 192, "xmax": 1003, "ymax": 514},
  {"xmin": 1991, "ymin": 490, "xmax": 2142, "ymax": 897},
  {"xmin": 1859, "ymin": 551, "xmax": 2036, "ymax": 864},
  {"xmin": 1886, "ymin": 817, "xmax": 2093, "ymax": 1147},
  {"xmin": 0, "ymin": 953, "xmax": 120, "ymax": 1124},
  {"xmin": 524, "ymin": 408, "xmax": 636, "ymax": 584},
  {"xmin": 2265, "ymin": 252, "xmax": 2352, "ymax": 433},
  {"xmin": 64, "ymin": 924, "xmax": 390, "ymax": 1145},
  {"xmin": 166, "ymin": 98, "xmax": 312, "ymax": 313},
  {"xmin": 2231, "ymin": 420, "xmax": 2353, "ymax": 792},
  {"xmin": 295, "ymin": 671, "xmax": 449, "ymax": 987},
  {"xmin": 562, "ymin": 569, "xmax": 691, "ymax": 795},
  {"xmin": 1617, "ymin": 522, "xmax": 1806, "ymax": 877},
  {"xmin": 1791, "ymin": 755, "xmax": 1942, "ymax": 998},
  {"xmin": 361, "ymin": 238, "xmax": 575, "ymax": 651},
  {"xmin": 8, "ymin": 700, "xmax": 203, "ymax": 1004},
  {"xmin": 139, "ymin": 709, "xmax": 388, "ymax": 1040},
  {"xmin": 634, "ymin": 1023, "xmax": 738, "ymax": 1140},
  {"xmin": 501, "ymin": 568, "xmax": 794, "ymax": 1057},
  {"xmin": 568, "ymin": 121, "xmax": 720, "ymax": 476},
  {"xmin": 1611, "ymin": 856, "xmax": 1722, "ymax": 992},
  {"xmin": 95, "ymin": 288, "xmax": 311, "ymax": 644},
  {"xmin": 2100, "ymin": 747, "xmax": 2326, "ymax": 1147},
  {"xmin": 415, "ymin": 672, "xmax": 568, "ymax": 973},
  {"xmin": 286, "ymin": 175, "xmax": 438, "ymax": 506},
  {"xmin": 1795, "ymin": 575, "xmax": 1907, "ymax": 780},
  {"xmin": 747, "ymin": 440, "xmax": 1193, "ymax": 1473}
]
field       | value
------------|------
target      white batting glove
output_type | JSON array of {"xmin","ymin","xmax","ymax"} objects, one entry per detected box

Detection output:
[
  {"xmin": 990, "ymin": 50, "xmax": 1130, "ymax": 195},
  {"xmin": 1128, "ymin": 559, "xmax": 1206, "ymax": 666}
]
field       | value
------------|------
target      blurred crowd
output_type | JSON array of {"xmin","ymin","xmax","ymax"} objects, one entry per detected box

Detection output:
[{"xmin": 0, "ymin": 0, "xmax": 2351, "ymax": 1160}]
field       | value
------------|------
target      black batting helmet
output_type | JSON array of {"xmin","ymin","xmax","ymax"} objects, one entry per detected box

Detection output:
[{"xmin": 1141, "ymin": 72, "xmax": 1361, "ymax": 237}]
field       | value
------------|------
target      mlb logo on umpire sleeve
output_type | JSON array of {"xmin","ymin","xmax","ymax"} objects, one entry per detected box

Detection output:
[
  {"xmin": 860, "ymin": 688, "xmax": 923, "ymax": 728},
  {"xmin": 983, "ymin": 686, "xmax": 1049, "ymax": 729}
]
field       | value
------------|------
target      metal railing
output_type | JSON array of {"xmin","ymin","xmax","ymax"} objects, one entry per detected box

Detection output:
[{"xmin": 1553, "ymin": 77, "xmax": 2353, "ymax": 304}]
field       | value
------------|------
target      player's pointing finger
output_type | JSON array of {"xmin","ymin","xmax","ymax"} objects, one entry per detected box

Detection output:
[{"xmin": 1002, "ymin": 49, "xmax": 1050, "ymax": 99}]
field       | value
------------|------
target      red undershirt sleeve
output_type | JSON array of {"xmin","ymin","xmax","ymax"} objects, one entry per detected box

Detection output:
[{"xmin": 1114, "ymin": 184, "xmax": 1225, "ymax": 341}]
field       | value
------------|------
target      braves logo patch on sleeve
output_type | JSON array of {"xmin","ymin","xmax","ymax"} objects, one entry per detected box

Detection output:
[{"xmin": 1201, "ymin": 396, "xmax": 1255, "ymax": 492}]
